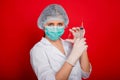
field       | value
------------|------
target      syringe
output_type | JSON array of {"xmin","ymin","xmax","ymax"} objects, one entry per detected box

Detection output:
[
  {"xmin": 80, "ymin": 21, "xmax": 84, "ymax": 30},
  {"xmin": 79, "ymin": 21, "xmax": 85, "ymax": 39},
  {"xmin": 67, "ymin": 21, "xmax": 85, "ymax": 39}
]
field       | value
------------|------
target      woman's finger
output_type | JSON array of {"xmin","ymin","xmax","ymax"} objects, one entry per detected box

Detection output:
[
  {"xmin": 76, "ymin": 27, "xmax": 80, "ymax": 32},
  {"xmin": 69, "ymin": 29, "xmax": 75, "ymax": 35}
]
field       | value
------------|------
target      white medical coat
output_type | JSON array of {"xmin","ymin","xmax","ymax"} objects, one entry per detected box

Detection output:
[{"xmin": 30, "ymin": 37, "xmax": 91, "ymax": 80}]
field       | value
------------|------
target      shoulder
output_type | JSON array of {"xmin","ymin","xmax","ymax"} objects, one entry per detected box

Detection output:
[
  {"xmin": 30, "ymin": 40, "xmax": 46, "ymax": 57},
  {"xmin": 30, "ymin": 37, "xmax": 48, "ymax": 52}
]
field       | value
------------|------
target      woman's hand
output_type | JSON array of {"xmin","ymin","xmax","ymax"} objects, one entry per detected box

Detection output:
[
  {"xmin": 66, "ymin": 38, "xmax": 88, "ymax": 66},
  {"xmin": 66, "ymin": 27, "xmax": 85, "ymax": 43},
  {"xmin": 66, "ymin": 27, "xmax": 88, "ymax": 66}
]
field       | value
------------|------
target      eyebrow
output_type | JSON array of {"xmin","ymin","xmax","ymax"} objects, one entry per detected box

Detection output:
[
  {"xmin": 58, "ymin": 22, "xmax": 63, "ymax": 24},
  {"xmin": 46, "ymin": 22, "xmax": 64, "ymax": 26},
  {"xmin": 57, "ymin": 23, "xmax": 63, "ymax": 25}
]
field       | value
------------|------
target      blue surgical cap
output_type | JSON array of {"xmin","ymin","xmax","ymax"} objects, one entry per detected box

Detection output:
[{"xmin": 37, "ymin": 4, "xmax": 69, "ymax": 30}]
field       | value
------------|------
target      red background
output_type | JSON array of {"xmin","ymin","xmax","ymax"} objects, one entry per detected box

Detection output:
[{"xmin": 1, "ymin": 0, "xmax": 120, "ymax": 80}]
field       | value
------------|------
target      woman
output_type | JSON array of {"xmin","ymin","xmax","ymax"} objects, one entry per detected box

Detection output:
[{"xmin": 30, "ymin": 4, "xmax": 92, "ymax": 80}]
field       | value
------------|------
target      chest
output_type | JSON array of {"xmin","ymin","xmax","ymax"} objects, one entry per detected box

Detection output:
[
  {"xmin": 53, "ymin": 43, "xmax": 65, "ymax": 55},
  {"xmin": 43, "ymin": 43, "xmax": 82, "ymax": 79}
]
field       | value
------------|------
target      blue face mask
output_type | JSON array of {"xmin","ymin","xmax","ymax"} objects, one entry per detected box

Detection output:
[{"xmin": 45, "ymin": 26, "xmax": 64, "ymax": 41}]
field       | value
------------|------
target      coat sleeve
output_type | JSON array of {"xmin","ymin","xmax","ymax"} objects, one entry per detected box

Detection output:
[
  {"xmin": 81, "ymin": 63, "xmax": 92, "ymax": 79},
  {"xmin": 30, "ymin": 46, "xmax": 56, "ymax": 80}
]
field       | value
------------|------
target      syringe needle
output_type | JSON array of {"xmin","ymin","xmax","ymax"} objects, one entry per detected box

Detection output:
[{"xmin": 81, "ymin": 21, "xmax": 84, "ymax": 27}]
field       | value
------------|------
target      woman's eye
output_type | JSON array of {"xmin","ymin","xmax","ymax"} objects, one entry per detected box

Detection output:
[
  {"xmin": 48, "ymin": 23, "xmax": 54, "ymax": 26},
  {"xmin": 57, "ymin": 23, "xmax": 63, "ymax": 26}
]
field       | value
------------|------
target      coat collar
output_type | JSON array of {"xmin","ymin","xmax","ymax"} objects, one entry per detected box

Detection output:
[{"xmin": 40, "ymin": 37, "xmax": 65, "ymax": 46}]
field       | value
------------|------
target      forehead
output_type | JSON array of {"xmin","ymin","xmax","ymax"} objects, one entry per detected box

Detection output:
[
  {"xmin": 46, "ymin": 20, "xmax": 64, "ymax": 24},
  {"xmin": 45, "ymin": 16, "xmax": 65, "ymax": 24}
]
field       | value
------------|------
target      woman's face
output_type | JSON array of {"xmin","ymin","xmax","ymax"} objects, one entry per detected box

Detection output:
[
  {"xmin": 44, "ymin": 20, "xmax": 65, "ymax": 40},
  {"xmin": 44, "ymin": 20, "xmax": 65, "ymax": 27}
]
